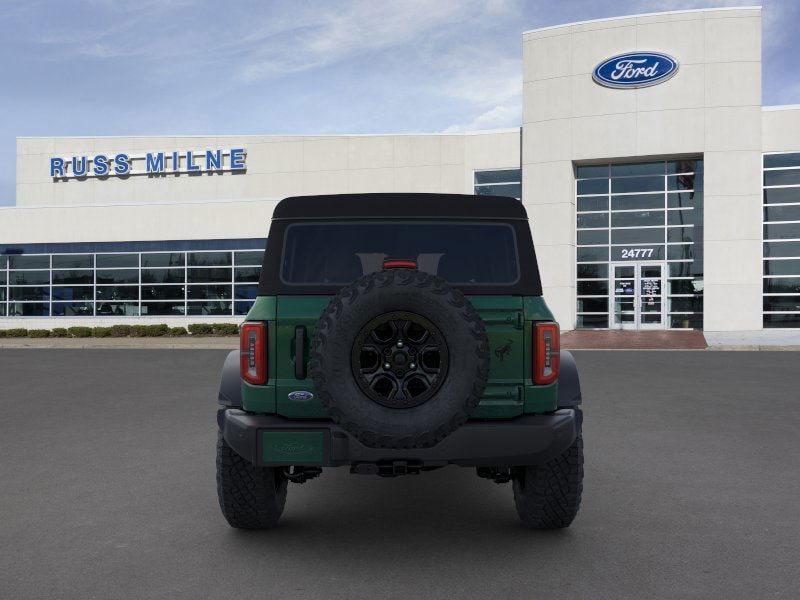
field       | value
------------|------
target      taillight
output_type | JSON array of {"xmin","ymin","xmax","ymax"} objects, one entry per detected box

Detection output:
[
  {"xmin": 383, "ymin": 259, "xmax": 418, "ymax": 269},
  {"xmin": 533, "ymin": 322, "xmax": 560, "ymax": 385},
  {"xmin": 240, "ymin": 322, "xmax": 267, "ymax": 385}
]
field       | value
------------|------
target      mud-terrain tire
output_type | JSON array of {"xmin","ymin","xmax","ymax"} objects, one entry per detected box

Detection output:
[
  {"xmin": 216, "ymin": 431, "xmax": 288, "ymax": 529},
  {"xmin": 511, "ymin": 433, "xmax": 584, "ymax": 529},
  {"xmin": 310, "ymin": 268, "xmax": 490, "ymax": 449}
]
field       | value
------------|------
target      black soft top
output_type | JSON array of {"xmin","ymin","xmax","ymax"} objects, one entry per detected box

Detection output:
[
  {"xmin": 272, "ymin": 193, "xmax": 528, "ymax": 220},
  {"xmin": 258, "ymin": 193, "xmax": 542, "ymax": 296}
]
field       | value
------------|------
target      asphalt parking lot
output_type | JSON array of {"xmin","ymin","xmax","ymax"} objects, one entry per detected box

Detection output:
[{"xmin": 1, "ymin": 349, "xmax": 798, "ymax": 600}]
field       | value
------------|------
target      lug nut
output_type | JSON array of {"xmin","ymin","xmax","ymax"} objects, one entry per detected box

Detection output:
[
  {"xmin": 397, "ymin": 341, "xmax": 403, "ymax": 348},
  {"xmin": 410, "ymin": 363, "xmax": 416, "ymax": 369},
  {"xmin": 384, "ymin": 363, "xmax": 391, "ymax": 369}
]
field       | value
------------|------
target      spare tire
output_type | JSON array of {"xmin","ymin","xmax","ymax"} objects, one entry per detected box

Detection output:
[{"xmin": 309, "ymin": 268, "xmax": 490, "ymax": 449}]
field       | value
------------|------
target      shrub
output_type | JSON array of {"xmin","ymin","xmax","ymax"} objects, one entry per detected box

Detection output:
[
  {"xmin": 188, "ymin": 323, "xmax": 214, "ymax": 336},
  {"xmin": 130, "ymin": 325, "xmax": 149, "ymax": 337},
  {"xmin": 212, "ymin": 323, "xmax": 239, "ymax": 336},
  {"xmin": 4, "ymin": 328, "xmax": 29, "ymax": 338},
  {"xmin": 109, "ymin": 324, "xmax": 132, "ymax": 337},
  {"xmin": 146, "ymin": 324, "xmax": 169, "ymax": 337},
  {"xmin": 28, "ymin": 329, "xmax": 51, "ymax": 338},
  {"xmin": 68, "ymin": 326, "xmax": 92, "ymax": 338},
  {"xmin": 92, "ymin": 327, "xmax": 113, "ymax": 338},
  {"xmin": 51, "ymin": 328, "xmax": 70, "ymax": 338},
  {"xmin": 168, "ymin": 326, "xmax": 188, "ymax": 336}
]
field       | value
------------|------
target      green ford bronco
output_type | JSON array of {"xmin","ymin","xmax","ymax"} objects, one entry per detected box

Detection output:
[{"xmin": 216, "ymin": 193, "xmax": 584, "ymax": 529}]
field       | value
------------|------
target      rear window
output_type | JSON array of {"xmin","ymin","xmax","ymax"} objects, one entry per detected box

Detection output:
[{"xmin": 280, "ymin": 221, "xmax": 519, "ymax": 286}]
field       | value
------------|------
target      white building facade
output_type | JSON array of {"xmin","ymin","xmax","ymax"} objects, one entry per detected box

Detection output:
[{"xmin": 2, "ymin": 6, "xmax": 799, "ymax": 333}]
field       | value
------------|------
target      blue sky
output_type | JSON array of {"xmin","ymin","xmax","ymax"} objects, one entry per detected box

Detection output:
[{"xmin": 1, "ymin": 0, "xmax": 798, "ymax": 206}]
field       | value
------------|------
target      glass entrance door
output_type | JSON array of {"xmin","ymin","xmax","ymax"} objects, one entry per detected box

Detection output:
[{"xmin": 610, "ymin": 263, "xmax": 666, "ymax": 330}]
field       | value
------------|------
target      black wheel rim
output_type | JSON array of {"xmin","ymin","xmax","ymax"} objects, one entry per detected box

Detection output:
[{"xmin": 351, "ymin": 311, "xmax": 449, "ymax": 408}]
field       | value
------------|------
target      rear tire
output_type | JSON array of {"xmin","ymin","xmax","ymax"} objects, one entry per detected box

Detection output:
[
  {"xmin": 216, "ymin": 431, "xmax": 288, "ymax": 529},
  {"xmin": 512, "ymin": 434, "xmax": 584, "ymax": 529}
]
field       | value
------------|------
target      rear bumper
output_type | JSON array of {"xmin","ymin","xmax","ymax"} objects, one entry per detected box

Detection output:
[{"xmin": 218, "ymin": 408, "xmax": 581, "ymax": 468}]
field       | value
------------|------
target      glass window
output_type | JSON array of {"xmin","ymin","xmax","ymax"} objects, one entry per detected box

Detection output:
[
  {"xmin": 188, "ymin": 251, "xmax": 232, "ymax": 266},
  {"xmin": 96, "ymin": 269, "xmax": 138, "ymax": 284},
  {"xmin": 764, "ymin": 223, "xmax": 800, "ymax": 240},
  {"xmin": 0, "ymin": 304, "xmax": 5, "ymax": 316},
  {"xmin": 667, "ymin": 174, "xmax": 699, "ymax": 191},
  {"xmin": 667, "ymin": 209, "xmax": 698, "ymax": 226},
  {"xmin": 764, "ymin": 259, "xmax": 800, "ymax": 276},
  {"xmin": 667, "ymin": 191, "xmax": 702, "ymax": 209},
  {"xmin": 234, "ymin": 251, "xmax": 263, "ymax": 266},
  {"xmin": 9, "ymin": 255, "xmax": 49, "ymax": 269},
  {"xmin": 577, "ymin": 230, "xmax": 608, "ymax": 245},
  {"xmin": 141, "ymin": 302, "xmax": 185, "ymax": 316},
  {"xmin": 764, "ymin": 205, "xmax": 800, "ymax": 222},
  {"xmin": 576, "ymin": 246, "xmax": 608, "ymax": 262},
  {"xmin": 474, "ymin": 169, "xmax": 522, "ymax": 200},
  {"xmin": 763, "ymin": 278, "xmax": 800, "ymax": 294},
  {"xmin": 763, "ymin": 296, "xmax": 800, "ymax": 312},
  {"xmin": 577, "ymin": 213, "xmax": 608, "ymax": 228},
  {"xmin": 764, "ymin": 241, "xmax": 800, "ymax": 258},
  {"xmin": 96, "ymin": 302, "xmax": 139, "ymax": 316},
  {"xmin": 474, "ymin": 169, "xmax": 521, "ymax": 185},
  {"xmin": 142, "ymin": 268, "xmax": 185, "ymax": 284},
  {"xmin": 188, "ymin": 268, "xmax": 231, "ymax": 283},
  {"xmin": 281, "ymin": 222, "xmax": 520, "ymax": 286},
  {"xmin": 96, "ymin": 286, "xmax": 139, "ymax": 301},
  {"xmin": 52, "ymin": 286, "xmax": 94, "ymax": 301},
  {"xmin": 234, "ymin": 285, "xmax": 258, "ymax": 300},
  {"xmin": 577, "ymin": 196, "xmax": 608, "ymax": 212},
  {"xmin": 576, "ymin": 314, "xmax": 609, "ymax": 328},
  {"xmin": 141, "ymin": 253, "xmax": 185, "ymax": 268},
  {"xmin": 667, "ymin": 245, "xmax": 694, "ymax": 261},
  {"xmin": 611, "ymin": 176, "xmax": 663, "ymax": 194},
  {"xmin": 141, "ymin": 285, "xmax": 185, "ymax": 300},
  {"xmin": 576, "ymin": 165, "xmax": 608, "ymax": 178},
  {"xmin": 670, "ymin": 314, "xmax": 703, "ymax": 329},
  {"xmin": 667, "ymin": 227, "xmax": 695, "ymax": 244},
  {"xmin": 764, "ymin": 170, "xmax": 800, "ymax": 187},
  {"xmin": 764, "ymin": 153, "xmax": 800, "ymax": 168},
  {"xmin": 611, "ymin": 211, "xmax": 664, "ymax": 228},
  {"xmin": 611, "ymin": 194, "xmax": 664, "ymax": 211},
  {"xmin": 474, "ymin": 183, "xmax": 522, "ymax": 199},
  {"xmin": 764, "ymin": 314, "xmax": 800, "ymax": 327},
  {"xmin": 96, "ymin": 254, "xmax": 138, "ymax": 268},
  {"xmin": 763, "ymin": 188, "xmax": 800, "ymax": 204},
  {"xmin": 52, "ymin": 270, "xmax": 93, "ymax": 285},
  {"xmin": 667, "ymin": 160, "xmax": 702, "ymax": 174},
  {"xmin": 577, "ymin": 281, "xmax": 608, "ymax": 295},
  {"xmin": 235, "ymin": 301, "xmax": 255, "ymax": 316},
  {"xmin": 611, "ymin": 228, "xmax": 664, "ymax": 244},
  {"xmin": 0, "ymin": 271, "xmax": 5, "ymax": 285},
  {"xmin": 577, "ymin": 158, "xmax": 703, "ymax": 329},
  {"xmin": 9, "ymin": 302, "xmax": 49, "ymax": 316},
  {"xmin": 9, "ymin": 270, "xmax": 50, "ymax": 285},
  {"xmin": 577, "ymin": 264, "xmax": 608, "ymax": 279},
  {"xmin": 577, "ymin": 298, "xmax": 608, "ymax": 312},
  {"xmin": 186, "ymin": 301, "xmax": 232, "ymax": 315},
  {"xmin": 234, "ymin": 267, "xmax": 260, "ymax": 283},
  {"xmin": 52, "ymin": 302, "xmax": 94, "ymax": 317},
  {"xmin": 187, "ymin": 285, "xmax": 232, "ymax": 300},
  {"xmin": 576, "ymin": 179, "xmax": 608, "ymax": 195},
  {"xmin": 10, "ymin": 287, "xmax": 49, "ymax": 301},
  {"xmin": 611, "ymin": 162, "xmax": 663, "ymax": 177},
  {"xmin": 52, "ymin": 254, "xmax": 93, "ymax": 269},
  {"xmin": 669, "ymin": 296, "xmax": 703, "ymax": 312}
]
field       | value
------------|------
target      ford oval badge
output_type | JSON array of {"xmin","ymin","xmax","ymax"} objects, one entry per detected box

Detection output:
[
  {"xmin": 592, "ymin": 52, "xmax": 678, "ymax": 89},
  {"xmin": 288, "ymin": 390, "xmax": 314, "ymax": 402}
]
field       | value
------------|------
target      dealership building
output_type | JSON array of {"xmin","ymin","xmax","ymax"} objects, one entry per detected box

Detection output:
[{"xmin": 2, "ymin": 6, "xmax": 799, "ymax": 333}]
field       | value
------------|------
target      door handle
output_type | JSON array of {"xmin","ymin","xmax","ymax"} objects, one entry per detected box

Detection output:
[{"xmin": 294, "ymin": 326, "xmax": 307, "ymax": 380}]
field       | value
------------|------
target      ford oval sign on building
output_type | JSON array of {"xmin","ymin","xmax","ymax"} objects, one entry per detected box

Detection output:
[{"xmin": 592, "ymin": 52, "xmax": 679, "ymax": 89}]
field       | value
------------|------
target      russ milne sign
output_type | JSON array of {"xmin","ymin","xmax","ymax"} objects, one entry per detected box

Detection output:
[
  {"xmin": 50, "ymin": 148, "xmax": 246, "ymax": 179},
  {"xmin": 592, "ymin": 52, "xmax": 678, "ymax": 89}
]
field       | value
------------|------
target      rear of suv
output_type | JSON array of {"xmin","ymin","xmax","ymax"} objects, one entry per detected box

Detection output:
[{"xmin": 216, "ymin": 193, "xmax": 584, "ymax": 529}]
